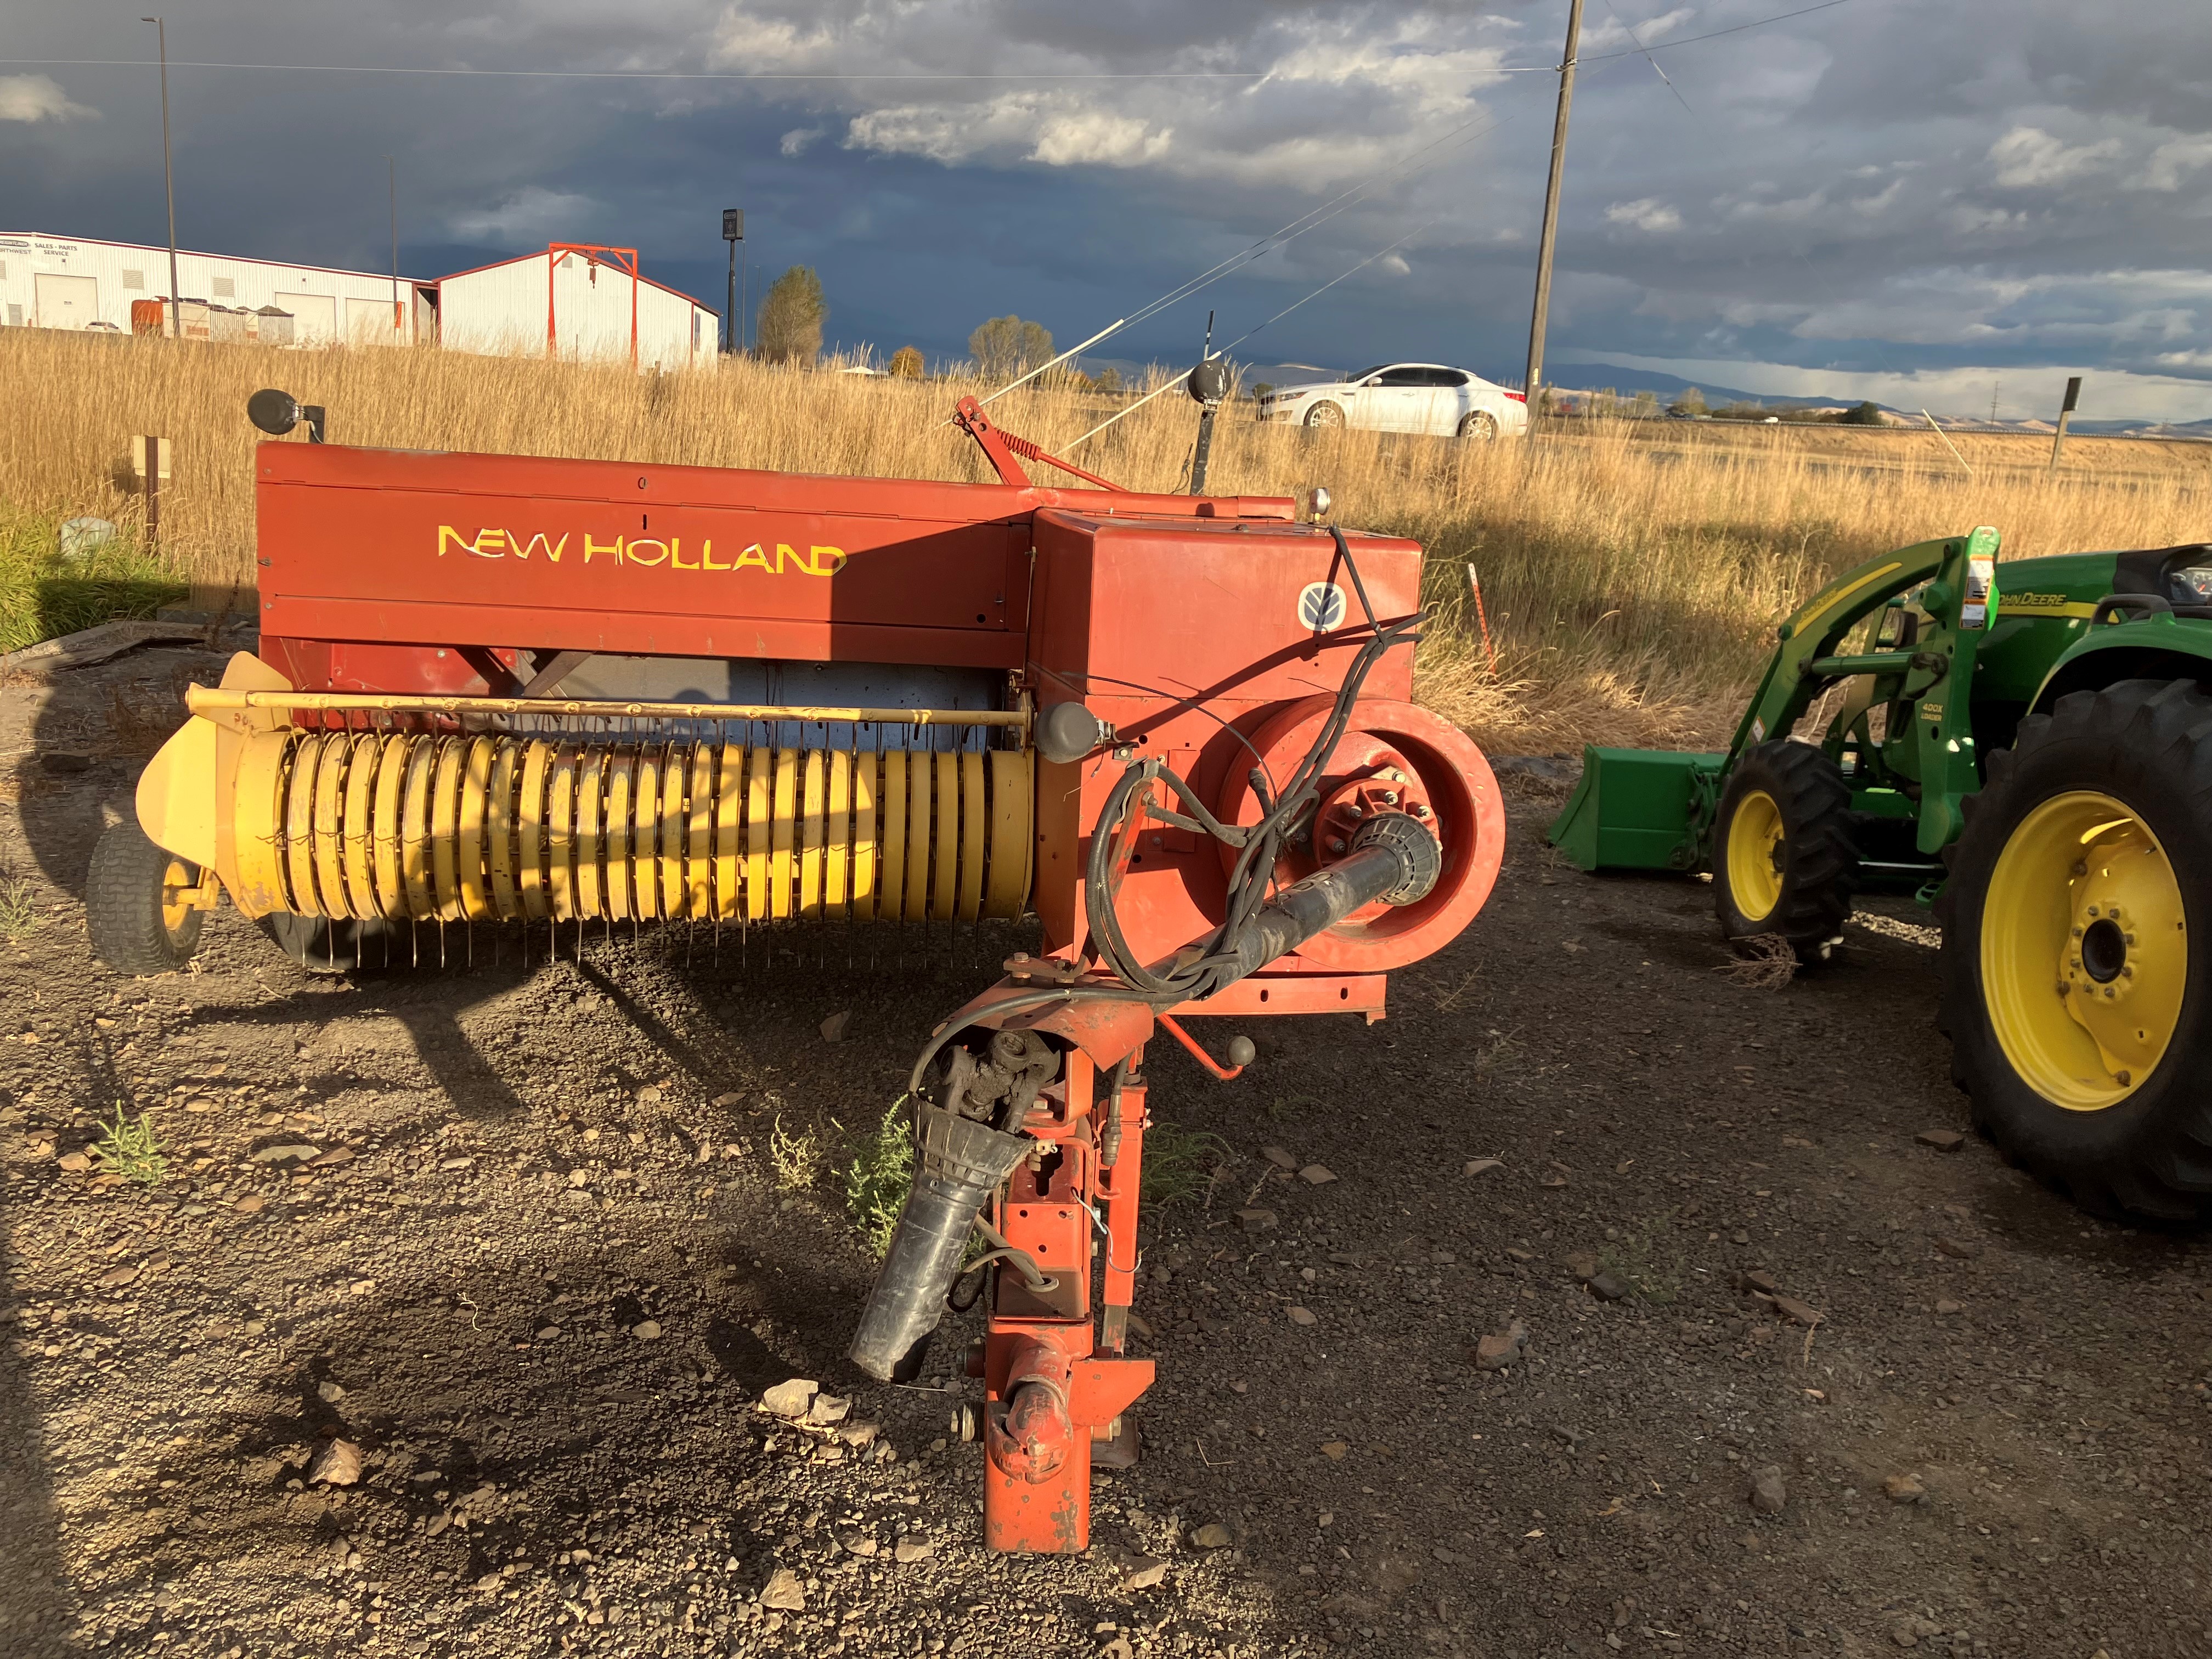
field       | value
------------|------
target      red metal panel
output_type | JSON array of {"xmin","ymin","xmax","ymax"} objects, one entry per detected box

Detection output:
[
  {"xmin": 1026, "ymin": 508, "xmax": 1424, "ymax": 962},
  {"xmin": 253, "ymin": 443, "xmax": 1294, "ymax": 668}
]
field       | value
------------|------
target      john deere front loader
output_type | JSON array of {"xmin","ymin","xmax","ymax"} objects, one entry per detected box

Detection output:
[{"xmin": 1551, "ymin": 528, "xmax": 2212, "ymax": 1222}]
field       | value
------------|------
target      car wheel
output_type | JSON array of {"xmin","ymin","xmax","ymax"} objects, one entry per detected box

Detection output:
[
  {"xmin": 1457, "ymin": 411, "xmax": 1499, "ymax": 441},
  {"xmin": 1304, "ymin": 402, "xmax": 1345, "ymax": 430}
]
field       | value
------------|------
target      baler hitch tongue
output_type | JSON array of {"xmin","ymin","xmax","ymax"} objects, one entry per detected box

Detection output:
[{"xmin": 1548, "ymin": 746, "xmax": 1724, "ymax": 873}]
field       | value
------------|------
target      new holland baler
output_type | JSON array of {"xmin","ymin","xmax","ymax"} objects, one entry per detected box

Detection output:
[{"xmin": 89, "ymin": 389, "xmax": 1504, "ymax": 1551}]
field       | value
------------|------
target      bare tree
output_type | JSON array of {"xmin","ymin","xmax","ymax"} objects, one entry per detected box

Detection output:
[{"xmin": 888, "ymin": 345, "xmax": 924, "ymax": 379}]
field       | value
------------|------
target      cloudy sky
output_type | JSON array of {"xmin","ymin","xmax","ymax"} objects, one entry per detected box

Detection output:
[{"xmin": 4, "ymin": 1, "xmax": 2210, "ymax": 419}]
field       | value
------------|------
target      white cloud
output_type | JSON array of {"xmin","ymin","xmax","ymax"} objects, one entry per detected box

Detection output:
[
  {"xmin": 709, "ymin": 12, "xmax": 837, "ymax": 71},
  {"xmin": 2138, "ymin": 134, "xmax": 2212, "ymax": 192},
  {"xmin": 1579, "ymin": 8, "xmax": 1694, "ymax": 51},
  {"xmin": 779, "ymin": 126, "xmax": 824, "ymax": 156},
  {"xmin": 1606, "ymin": 198, "xmax": 1680, "ymax": 233},
  {"xmin": 448, "ymin": 186, "xmax": 598, "ymax": 243},
  {"xmin": 1989, "ymin": 126, "xmax": 2123, "ymax": 188},
  {"xmin": 1378, "ymin": 252, "xmax": 1411, "ymax": 275},
  {"xmin": 0, "ymin": 74, "xmax": 97, "ymax": 123}
]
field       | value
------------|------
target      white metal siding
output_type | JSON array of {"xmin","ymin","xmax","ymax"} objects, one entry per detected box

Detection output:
[
  {"xmin": 0, "ymin": 232, "xmax": 418, "ymax": 341},
  {"xmin": 438, "ymin": 249, "xmax": 716, "ymax": 371}
]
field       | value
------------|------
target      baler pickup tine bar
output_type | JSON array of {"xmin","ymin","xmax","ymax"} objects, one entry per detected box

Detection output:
[{"xmin": 184, "ymin": 687, "xmax": 1031, "ymax": 732}]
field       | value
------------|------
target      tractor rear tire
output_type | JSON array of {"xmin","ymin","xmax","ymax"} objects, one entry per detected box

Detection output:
[
  {"xmin": 87, "ymin": 821, "xmax": 206, "ymax": 975},
  {"xmin": 1711, "ymin": 740, "xmax": 1857, "ymax": 964},
  {"xmin": 1940, "ymin": 678, "xmax": 2212, "ymax": 1222}
]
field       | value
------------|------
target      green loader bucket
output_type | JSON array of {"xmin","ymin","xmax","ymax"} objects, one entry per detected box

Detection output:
[{"xmin": 1547, "ymin": 746, "xmax": 1724, "ymax": 873}]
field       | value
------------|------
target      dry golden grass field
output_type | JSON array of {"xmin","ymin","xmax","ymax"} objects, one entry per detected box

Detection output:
[{"xmin": 4, "ymin": 329, "xmax": 2207, "ymax": 753}]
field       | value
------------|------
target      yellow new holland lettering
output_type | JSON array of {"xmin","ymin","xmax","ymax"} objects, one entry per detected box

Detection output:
[
  {"xmin": 510, "ymin": 531, "xmax": 569, "ymax": 563},
  {"xmin": 733, "ymin": 543, "xmax": 773, "ymax": 573},
  {"xmin": 627, "ymin": 538, "xmax": 670, "ymax": 568},
  {"xmin": 584, "ymin": 533, "xmax": 625, "ymax": 565}
]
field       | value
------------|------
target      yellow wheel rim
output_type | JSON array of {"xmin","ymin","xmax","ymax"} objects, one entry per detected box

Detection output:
[
  {"xmin": 1726, "ymin": 788, "xmax": 1786, "ymax": 923},
  {"xmin": 1984, "ymin": 790, "xmax": 2185, "ymax": 1111},
  {"xmin": 159, "ymin": 858, "xmax": 196, "ymax": 936}
]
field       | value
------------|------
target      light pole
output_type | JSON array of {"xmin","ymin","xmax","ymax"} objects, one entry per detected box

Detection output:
[
  {"xmin": 722, "ymin": 208, "xmax": 744, "ymax": 354},
  {"xmin": 142, "ymin": 16, "xmax": 180, "ymax": 339}
]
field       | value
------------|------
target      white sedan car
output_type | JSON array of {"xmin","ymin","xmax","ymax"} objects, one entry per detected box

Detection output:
[{"xmin": 1257, "ymin": 363, "xmax": 1528, "ymax": 440}]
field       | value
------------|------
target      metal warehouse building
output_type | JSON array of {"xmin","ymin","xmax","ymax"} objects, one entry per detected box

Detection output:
[
  {"xmin": 435, "ymin": 244, "xmax": 718, "ymax": 372},
  {"xmin": 0, "ymin": 233, "xmax": 717, "ymax": 369},
  {"xmin": 0, "ymin": 231, "xmax": 426, "ymax": 345}
]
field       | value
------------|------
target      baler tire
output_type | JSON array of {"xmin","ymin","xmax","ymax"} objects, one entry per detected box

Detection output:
[
  {"xmin": 255, "ymin": 912, "xmax": 414, "ymax": 975},
  {"xmin": 1940, "ymin": 678, "xmax": 2212, "ymax": 1223},
  {"xmin": 86, "ymin": 821, "xmax": 206, "ymax": 975},
  {"xmin": 1711, "ymin": 740, "xmax": 1857, "ymax": 965}
]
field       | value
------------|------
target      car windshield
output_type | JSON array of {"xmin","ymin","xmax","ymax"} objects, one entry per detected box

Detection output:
[{"xmin": 1347, "ymin": 365, "xmax": 1390, "ymax": 382}]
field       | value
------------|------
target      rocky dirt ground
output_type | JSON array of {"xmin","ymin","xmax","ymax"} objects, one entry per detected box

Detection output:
[{"xmin": 2, "ymin": 643, "xmax": 2209, "ymax": 1659}]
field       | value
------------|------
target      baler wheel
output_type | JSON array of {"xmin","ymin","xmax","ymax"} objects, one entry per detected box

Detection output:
[
  {"xmin": 1712, "ymin": 740, "xmax": 1856, "ymax": 964},
  {"xmin": 87, "ymin": 820, "xmax": 206, "ymax": 975},
  {"xmin": 1940, "ymin": 678, "xmax": 2212, "ymax": 1223},
  {"xmin": 256, "ymin": 912, "xmax": 414, "ymax": 975}
]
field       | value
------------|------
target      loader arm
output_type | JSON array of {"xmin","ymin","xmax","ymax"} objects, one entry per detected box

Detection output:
[{"xmin": 1551, "ymin": 529, "xmax": 1998, "ymax": 872}]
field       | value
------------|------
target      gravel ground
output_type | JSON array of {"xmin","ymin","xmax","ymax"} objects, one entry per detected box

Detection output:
[{"xmin": 3, "ymin": 645, "xmax": 2209, "ymax": 1659}]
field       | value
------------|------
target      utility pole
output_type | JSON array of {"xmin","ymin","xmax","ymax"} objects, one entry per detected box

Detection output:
[
  {"xmin": 387, "ymin": 156, "xmax": 400, "ymax": 338},
  {"xmin": 1523, "ymin": 0, "xmax": 1586, "ymax": 427},
  {"xmin": 722, "ymin": 209, "xmax": 744, "ymax": 354},
  {"xmin": 143, "ymin": 16, "xmax": 180, "ymax": 340},
  {"xmin": 2050, "ymin": 375, "xmax": 2083, "ymax": 473}
]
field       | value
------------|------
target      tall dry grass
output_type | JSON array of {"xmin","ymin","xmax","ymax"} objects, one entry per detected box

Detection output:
[{"xmin": 4, "ymin": 329, "xmax": 2205, "ymax": 753}]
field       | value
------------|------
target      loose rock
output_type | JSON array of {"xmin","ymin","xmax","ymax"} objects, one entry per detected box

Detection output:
[
  {"xmin": 1915, "ymin": 1128, "xmax": 1966, "ymax": 1152},
  {"xmin": 759, "ymin": 1378, "xmax": 820, "ymax": 1420},
  {"xmin": 1934, "ymin": 1234, "xmax": 1980, "ymax": 1260},
  {"xmin": 1474, "ymin": 1318, "xmax": 1530, "ymax": 1372},
  {"xmin": 1189, "ymin": 1522, "xmax": 1232, "ymax": 1549},
  {"xmin": 1261, "ymin": 1146, "xmax": 1298, "ymax": 1170},
  {"xmin": 820, "ymin": 1010, "xmax": 853, "ymax": 1044},
  {"xmin": 1122, "ymin": 1556, "xmax": 1169, "ymax": 1590},
  {"xmin": 307, "ymin": 1440, "xmax": 363, "ymax": 1487},
  {"xmin": 758, "ymin": 1567, "xmax": 805, "ymax": 1610},
  {"xmin": 1286, "ymin": 1306, "xmax": 1317, "ymax": 1327},
  {"xmin": 631, "ymin": 1320, "xmax": 662, "ymax": 1340},
  {"xmin": 894, "ymin": 1536, "xmax": 935, "ymax": 1564},
  {"xmin": 1297, "ymin": 1164, "xmax": 1338, "ymax": 1186},
  {"xmin": 1585, "ymin": 1269, "xmax": 1629, "ymax": 1302},
  {"xmin": 1748, "ymin": 1465, "xmax": 1786, "ymax": 1515},
  {"xmin": 1463, "ymin": 1158, "xmax": 1504, "ymax": 1177},
  {"xmin": 1883, "ymin": 1472, "xmax": 1927, "ymax": 1504}
]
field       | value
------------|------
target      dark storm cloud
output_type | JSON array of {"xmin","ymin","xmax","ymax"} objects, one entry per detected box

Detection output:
[{"xmin": 3, "ymin": 2, "xmax": 2208, "ymax": 416}]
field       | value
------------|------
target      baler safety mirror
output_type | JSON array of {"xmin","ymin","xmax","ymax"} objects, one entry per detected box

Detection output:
[
  {"xmin": 247, "ymin": 388, "xmax": 301, "ymax": 436},
  {"xmin": 247, "ymin": 388, "xmax": 326, "ymax": 444}
]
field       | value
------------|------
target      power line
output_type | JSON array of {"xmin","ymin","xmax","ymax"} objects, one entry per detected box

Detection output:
[
  {"xmin": 0, "ymin": 59, "xmax": 1283, "ymax": 80},
  {"xmin": 2, "ymin": 7, "xmax": 1875, "ymax": 83},
  {"xmin": 1578, "ymin": 0, "xmax": 1869, "ymax": 64}
]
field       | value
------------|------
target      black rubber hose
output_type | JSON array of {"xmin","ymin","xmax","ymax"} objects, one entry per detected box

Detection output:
[{"xmin": 849, "ymin": 1104, "xmax": 1039, "ymax": 1383}]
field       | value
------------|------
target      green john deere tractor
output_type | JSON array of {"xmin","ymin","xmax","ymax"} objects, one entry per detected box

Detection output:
[{"xmin": 1551, "ymin": 527, "xmax": 2212, "ymax": 1222}]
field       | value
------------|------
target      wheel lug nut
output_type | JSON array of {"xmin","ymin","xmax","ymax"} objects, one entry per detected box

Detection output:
[
  {"xmin": 2086, "ymin": 905, "xmax": 2100, "ymax": 917},
  {"xmin": 2071, "ymin": 926, "xmax": 2083, "ymax": 938}
]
